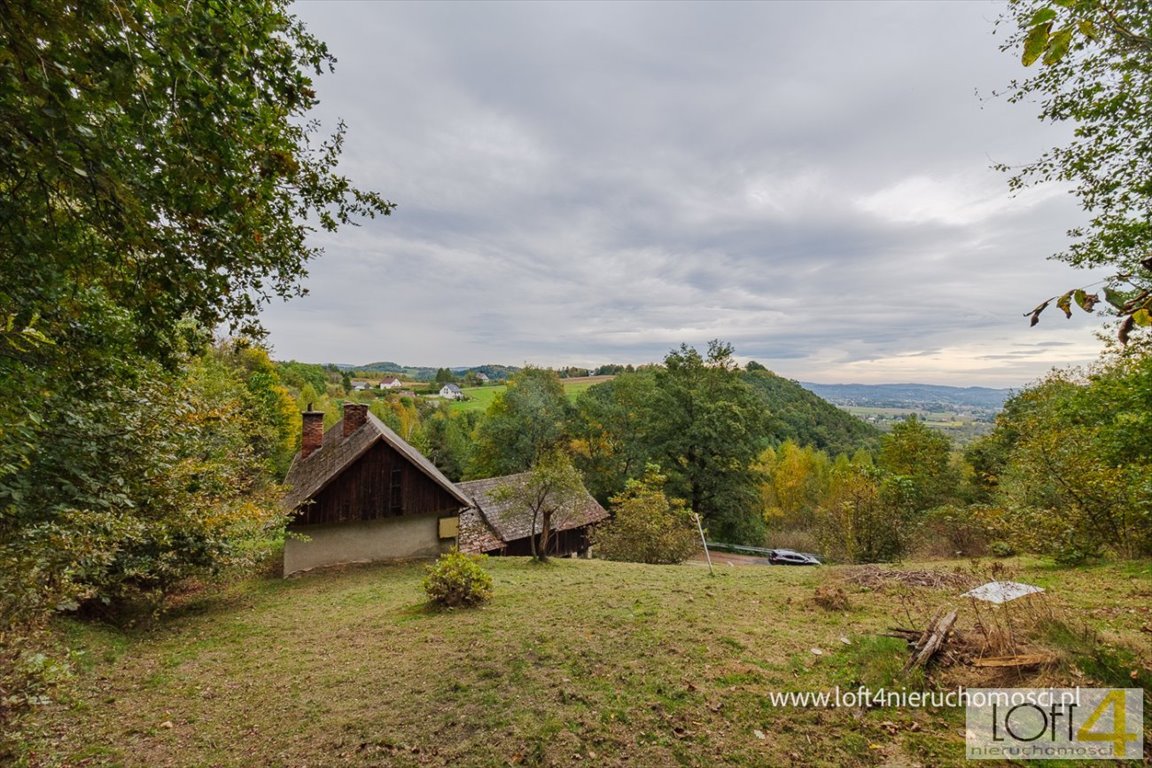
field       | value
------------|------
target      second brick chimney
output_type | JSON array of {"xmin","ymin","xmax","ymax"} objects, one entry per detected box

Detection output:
[
  {"xmin": 342, "ymin": 402, "xmax": 369, "ymax": 438},
  {"xmin": 300, "ymin": 407, "xmax": 325, "ymax": 460}
]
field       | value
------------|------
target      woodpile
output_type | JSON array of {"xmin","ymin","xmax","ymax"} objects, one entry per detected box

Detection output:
[{"xmin": 884, "ymin": 608, "xmax": 959, "ymax": 672}]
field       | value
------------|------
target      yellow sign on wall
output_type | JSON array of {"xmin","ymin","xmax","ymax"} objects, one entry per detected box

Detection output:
[{"xmin": 438, "ymin": 516, "xmax": 459, "ymax": 540}]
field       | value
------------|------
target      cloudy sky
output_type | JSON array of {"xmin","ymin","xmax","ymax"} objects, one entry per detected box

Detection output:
[{"xmin": 260, "ymin": 0, "xmax": 1111, "ymax": 387}]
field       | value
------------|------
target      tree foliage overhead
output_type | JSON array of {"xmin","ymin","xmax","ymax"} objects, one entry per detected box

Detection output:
[
  {"xmin": 1, "ymin": 0, "xmax": 393, "ymax": 357},
  {"xmin": 0, "ymin": 0, "xmax": 387, "ymax": 624},
  {"xmin": 1000, "ymin": 0, "xmax": 1152, "ymax": 341}
]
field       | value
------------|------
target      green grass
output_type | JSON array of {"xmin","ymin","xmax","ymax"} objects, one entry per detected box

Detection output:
[
  {"xmin": 449, "ymin": 376, "xmax": 614, "ymax": 413},
  {"xmin": 451, "ymin": 384, "xmax": 504, "ymax": 412},
  {"xmin": 17, "ymin": 557, "xmax": 1152, "ymax": 767}
]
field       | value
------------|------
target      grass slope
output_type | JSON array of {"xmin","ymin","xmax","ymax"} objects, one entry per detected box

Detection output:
[{"xmin": 20, "ymin": 558, "xmax": 1152, "ymax": 767}]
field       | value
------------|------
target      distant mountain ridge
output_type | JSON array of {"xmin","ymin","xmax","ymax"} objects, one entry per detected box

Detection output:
[
  {"xmin": 344, "ymin": 361, "xmax": 521, "ymax": 382},
  {"xmin": 324, "ymin": 359, "xmax": 1012, "ymax": 410},
  {"xmin": 799, "ymin": 382, "xmax": 1013, "ymax": 410}
]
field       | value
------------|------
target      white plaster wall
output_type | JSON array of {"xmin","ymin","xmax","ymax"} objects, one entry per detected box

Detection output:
[{"xmin": 284, "ymin": 514, "xmax": 451, "ymax": 576}]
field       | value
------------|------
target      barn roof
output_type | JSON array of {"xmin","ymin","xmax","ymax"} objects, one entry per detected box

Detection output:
[
  {"xmin": 457, "ymin": 473, "xmax": 609, "ymax": 545},
  {"xmin": 282, "ymin": 412, "xmax": 472, "ymax": 513}
]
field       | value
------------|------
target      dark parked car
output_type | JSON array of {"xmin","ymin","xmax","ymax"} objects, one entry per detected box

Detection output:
[{"xmin": 768, "ymin": 549, "xmax": 821, "ymax": 566}]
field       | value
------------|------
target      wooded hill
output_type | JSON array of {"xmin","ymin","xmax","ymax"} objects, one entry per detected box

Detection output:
[{"xmin": 744, "ymin": 370, "xmax": 882, "ymax": 456}]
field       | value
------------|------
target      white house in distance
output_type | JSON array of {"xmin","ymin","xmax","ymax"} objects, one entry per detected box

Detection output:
[
  {"xmin": 439, "ymin": 383, "xmax": 463, "ymax": 400},
  {"xmin": 379, "ymin": 377, "xmax": 403, "ymax": 389}
]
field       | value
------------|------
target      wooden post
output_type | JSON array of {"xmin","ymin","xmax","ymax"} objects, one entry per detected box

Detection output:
[{"xmin": 694, "ymin": 513, "xmax": 714, "ymax": 577}]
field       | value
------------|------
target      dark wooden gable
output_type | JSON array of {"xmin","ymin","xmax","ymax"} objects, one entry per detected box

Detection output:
[{"xmin": 293, "ymin": 439, "xmax": 463, "ymax": 526}]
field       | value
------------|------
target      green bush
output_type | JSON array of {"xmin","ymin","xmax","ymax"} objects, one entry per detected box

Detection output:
[
  {"xmin": 592, "ymin": 466, "xmax": 701, "ymax": 565},
  {"xmin": 989, "ymin": 540, "xmax": 1016, "ymax": 558},
  {"xmin": 423, "ymin": 550, "xmax": 493, "ymax": 607}
]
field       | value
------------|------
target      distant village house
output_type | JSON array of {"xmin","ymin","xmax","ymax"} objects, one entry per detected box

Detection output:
[{"xmin": 439, "ymin": 383, "xmax": 463, "ymax": 400}]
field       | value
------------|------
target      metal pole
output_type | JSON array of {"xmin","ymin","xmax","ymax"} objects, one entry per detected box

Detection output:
[{"xmin": 694, "ymin": 513, "xmax": 714, "ymax": 577}]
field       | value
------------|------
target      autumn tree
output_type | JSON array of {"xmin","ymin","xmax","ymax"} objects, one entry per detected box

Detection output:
[
  {"xmin": 758, "ymin": 440, "xmax": 831, "ymax": 530},
  {"xmin": 817, "ymin": 452, "xmax": 915, "ymax": 563},
  {"xmin": 978, "ymin": 356, "xmax": 1152, "ymax": 560},
  {"xmin": 593, "ymin": 466, "xmax": 700, "ymax": 565}
]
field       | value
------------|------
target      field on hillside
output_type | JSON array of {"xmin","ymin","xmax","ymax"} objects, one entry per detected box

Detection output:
[
  {"xmin": 450, "ymin": 376, "xmax": 614, "ymax": 413},
  {"xmin": 18, "ymin": 557, "xmax": 1151, "ymax": 767},
  {"xmin": 841, "ymin": 406, "xmax": 995, "ymax": 446}
]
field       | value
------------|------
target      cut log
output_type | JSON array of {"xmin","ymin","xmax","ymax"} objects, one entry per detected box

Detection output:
[
  {"xmin": 903, "ymin": 609, "xmax": 957, "ymax": 673},
  {"xmin": 972, "ymin": 654, "xmax": 1055, "ymax": 668}
]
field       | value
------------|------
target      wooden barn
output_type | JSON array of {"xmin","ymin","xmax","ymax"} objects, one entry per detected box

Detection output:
[
  {"xmin": 456, "ymin": 473, "xmax": 609, "ymax": 558},
  {"xmin": 281, "ymin": 403, "xmax": 472, "ymax": 575}
]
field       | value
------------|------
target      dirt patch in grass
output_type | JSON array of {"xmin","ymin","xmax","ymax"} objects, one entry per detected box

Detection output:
[{"xmin": 839, "ymin": 565, "xmax": 976, "ymax": 591}]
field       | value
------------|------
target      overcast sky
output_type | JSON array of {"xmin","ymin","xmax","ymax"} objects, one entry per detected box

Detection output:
[{"xmin": 260, "ymin": 0, "xmax": 1111, "ymax": 387}]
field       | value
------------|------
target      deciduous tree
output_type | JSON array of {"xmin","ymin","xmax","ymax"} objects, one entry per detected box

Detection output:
[
  {"xmin": 642, "ymin": 341, "xmax": 769, "ymax": 544},
  {"xmin": 492, "ymin": 452, "xmax": 586, "ymax": 562},
  {"xmin": 468, "ymin": 367, "xmax": 572, "ymax": 478},
  {"xmin": 593, "ymin": 466, "xmax": 700, "ymax": 565},
  {"xmin": 1000, "ymin": 0, "xmax": 1152, "ymax": 342}
]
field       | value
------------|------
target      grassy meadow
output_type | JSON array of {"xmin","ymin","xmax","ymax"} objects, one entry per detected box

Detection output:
[
  {"xmin": 17, "ymin": 557, "xmax": 1151, "ymax": 767},
  {"xmin": 449, "ymin": 376, "xmax": 614, "ymax": 413}
]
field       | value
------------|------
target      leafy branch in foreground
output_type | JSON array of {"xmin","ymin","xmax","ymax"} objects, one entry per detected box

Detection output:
[
  {"xmin": 1024, "ymin": 264, "xmax": 1152, "ymax": 343},
  {"xmin": 999, "ymin": 0, "xmax": 1152, "ymax": 344}
]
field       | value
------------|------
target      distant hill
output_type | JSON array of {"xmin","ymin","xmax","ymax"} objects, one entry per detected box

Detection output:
[
  {"xmin": 799, "ymin": 382, "xmax": 1012, "ymax": 411},
  {"xmin": 348, "ymin": 362, "xmax": 520, "ymax": 382},
  {"xmin": 743, "ymin": 371, "xmax": 882, "ymax": 456}
]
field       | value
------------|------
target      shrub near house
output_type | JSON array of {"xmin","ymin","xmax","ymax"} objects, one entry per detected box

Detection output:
[{"xmin": 593, "ymin": 466, "xmax": 701, "ymax": 564}]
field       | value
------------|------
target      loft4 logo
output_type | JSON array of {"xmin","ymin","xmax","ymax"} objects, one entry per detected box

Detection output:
[
  {"xmin": 1075, "ymin": 690, "xmax": 1141, "ymax": 757},
  {"xmin": 967, "ymin": 688, "xmax": 1144, "ymax": 760},
  {"xmin": 991, "ymin": 690, "xmax": 1139, "ymax": 756}
]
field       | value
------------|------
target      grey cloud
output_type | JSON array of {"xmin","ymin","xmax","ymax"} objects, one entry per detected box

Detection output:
[{"xmin": 261, "ymin": 1, "xmax": 1110, "ymax": 386}]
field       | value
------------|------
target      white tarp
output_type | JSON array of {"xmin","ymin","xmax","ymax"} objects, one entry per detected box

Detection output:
[{"xmin": 962, "ymin": 580, "xmax": 1045, "ymax": 604}]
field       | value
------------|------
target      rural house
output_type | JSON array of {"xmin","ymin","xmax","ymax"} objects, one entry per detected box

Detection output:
[
  {"xmin": 456, "ymin": 474, "xmax": 609, "ymax": 557},
  {"xmin": 281, "ymin": 404, "xmax": 472, "ymax": 575},
  {"xmin": 379, "ymin": 377, "xmax": 402, "ymax": 389},
  {"xmin": 439, "ymin": 383, "xmax": 463, "ymax": 400}
]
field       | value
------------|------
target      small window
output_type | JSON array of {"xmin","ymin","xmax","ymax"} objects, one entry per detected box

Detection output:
[{"xmin": 388, "ymin": 467, "xmax": 403, "ymax": 514}]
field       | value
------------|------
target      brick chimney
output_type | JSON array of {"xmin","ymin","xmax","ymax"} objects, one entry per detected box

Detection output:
[
  {"xmin": 342, "ymin": 403, "xmax": 369, "ymax": 438},
  {"xmin": 301, "ymin": 406, "xmax": 325, "ymax": 460}
]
